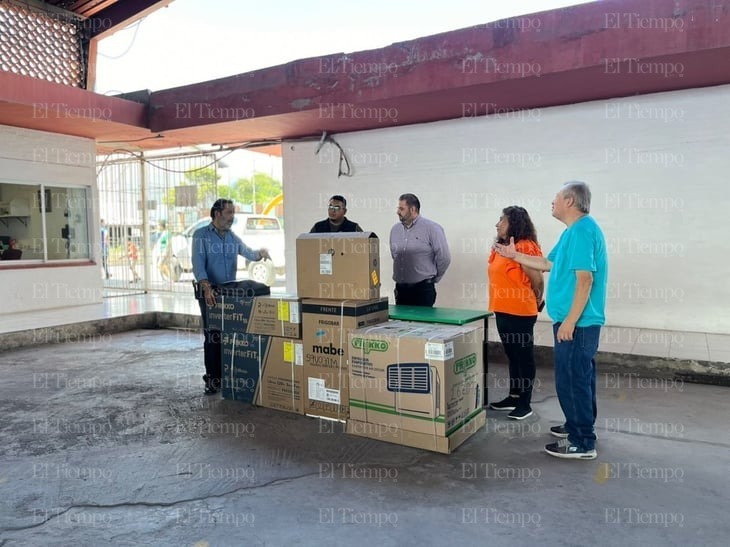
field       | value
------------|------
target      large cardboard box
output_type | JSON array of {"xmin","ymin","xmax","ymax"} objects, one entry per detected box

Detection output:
[
  {"xmin": 208, "ymin": 294, "xmax": 302, "ymax": 339},
  {"xmin": 296, "ymin": 232, "xmax": 381, "ymax": 300},
  {"xmin": 347, "ymin": 320, "xmax": 484, "ymax": 453},
  {"xmin": 221, "ymin": 333, "xmax": 304, "ymax": 414},
  {"xmin": 302, "ymin": 297, "xmax": 389, "ymax": 420}
]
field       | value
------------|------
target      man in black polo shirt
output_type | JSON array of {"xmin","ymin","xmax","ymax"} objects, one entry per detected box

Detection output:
[{"xmin": 310, "ymin": 195, "xmax": 363, "ymax": 233}]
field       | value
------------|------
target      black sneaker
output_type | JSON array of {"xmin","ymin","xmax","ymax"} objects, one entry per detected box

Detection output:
[
  {"xmin": 544, "ymin": 439, "xmax": 597, "ymax": 460},
  {"xmin": 508, "ymin": 407, "xmax": 533, "ymax": 420},
  {"xmin": 489, "ymin": 397, "xmax": 519, "ymax": 411}
]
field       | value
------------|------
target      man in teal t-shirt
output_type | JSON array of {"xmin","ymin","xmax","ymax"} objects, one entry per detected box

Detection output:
[{"xmin": 493, "ymin": 181, "xmax": 608, "ymax": 460}]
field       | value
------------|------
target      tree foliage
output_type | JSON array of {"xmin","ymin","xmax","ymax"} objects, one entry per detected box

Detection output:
[
  {"xmin": 160, "ymin": 166, "xmax": 221, "ymax": 208},
  {"xmin": 187, "ymin": 167, "xmax": 220, "ymax": 205},
  {"xmin": 159, "ymin": 168, "xmax": 281, "ymax": 213},
  {"xmin": 231, "ymin": 173, "xmax": 282, "ymax": 210}
]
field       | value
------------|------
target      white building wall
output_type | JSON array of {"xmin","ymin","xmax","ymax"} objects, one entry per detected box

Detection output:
[
  {"xmin": 283, "ymin": 84, "xmax": 730, "ymax": 334},
  {"xmin": 0, "ymin": 125, "xmax": 101, "ymax": 314}
]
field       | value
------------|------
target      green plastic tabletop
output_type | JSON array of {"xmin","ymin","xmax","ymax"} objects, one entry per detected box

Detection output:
[{"xmin": 389, "ymin": 305, "xmax": 492, "ymax": 325}]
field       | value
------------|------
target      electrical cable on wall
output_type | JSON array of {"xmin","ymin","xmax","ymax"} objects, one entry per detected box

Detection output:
[{"xmin": 313, "ymin": 131, "xmax": 353, "ymax": 177}]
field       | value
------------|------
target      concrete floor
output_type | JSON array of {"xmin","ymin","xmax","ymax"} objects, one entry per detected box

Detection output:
[{"xmin": 1, "ymin": 328, "xmax": 729, "ymax": 546}]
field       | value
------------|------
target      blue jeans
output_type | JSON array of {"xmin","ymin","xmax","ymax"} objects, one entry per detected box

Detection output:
[{"xmin": 552, "ymin": 323, "xmax": 600, "ymax": 450}]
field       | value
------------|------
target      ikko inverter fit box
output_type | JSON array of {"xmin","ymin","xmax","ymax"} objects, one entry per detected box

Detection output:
[
  {"xmin": 221, "ymin": 333, "xmax": 304, "ymax": 414},
  {"xmin": 208, "ymin": 294, "xmax": 302, "ymax": 339},
  {"xmin": 210, "ymin": 293, "xmax": 303, "ymax": 413}
]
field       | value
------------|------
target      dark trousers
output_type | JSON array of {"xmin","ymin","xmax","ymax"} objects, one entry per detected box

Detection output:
[
  {"xmin": 495, "ymin": 312, "xmax": 537, "ymax": 409},
  {"xmin": 197, "ymin": 297, "xmax": 222, "ymax": 387},
  {"xmin": 394, "ymin": 279, "xmax": 436, "ymax": 307}
]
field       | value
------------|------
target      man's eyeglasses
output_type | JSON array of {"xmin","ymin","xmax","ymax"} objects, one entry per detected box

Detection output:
[{"xmin": 328, "ymin": 205, "xmax": 342, "ymax": 211}]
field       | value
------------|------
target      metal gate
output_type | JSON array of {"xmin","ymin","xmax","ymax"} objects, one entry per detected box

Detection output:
[{"xmin": 96, "ymin": 150, "xmax": 218, "ymax": 295}]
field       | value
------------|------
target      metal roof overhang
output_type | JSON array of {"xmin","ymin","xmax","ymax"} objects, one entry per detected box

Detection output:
[{"xmin": 1, "ymin": 0, "xmax": 729, "ymax": 157}]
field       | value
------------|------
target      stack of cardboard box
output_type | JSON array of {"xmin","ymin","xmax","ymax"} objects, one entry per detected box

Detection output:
[
  {"xmin": 203, "ymin": 231, "xmax": 483, "ymax": 454},
  {"xmin": 295, "ymin": 233, "xmax": 389, "ymax": 422},
  {"xmin": 208, "ymin": 294, "xmax": 304, "ymax": 414}
]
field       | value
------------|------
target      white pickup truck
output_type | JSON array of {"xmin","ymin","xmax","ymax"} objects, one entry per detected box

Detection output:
[{"xmin": 155, "ymin": 214, "xmax": 285, "ymax": 285}]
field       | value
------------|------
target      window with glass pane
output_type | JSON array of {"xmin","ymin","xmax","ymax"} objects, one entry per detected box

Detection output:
[
  {"xmin": 46, "ymin": 186, "xmax": 91, "ymax": 260},
  {"xmin": 0, "ymin": 182, "xmax": 91, "ymax": 262}
]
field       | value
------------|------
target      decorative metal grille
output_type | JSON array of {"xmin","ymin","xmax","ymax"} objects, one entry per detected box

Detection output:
[{"xmin": 0, "ymin": 0, "xmax": 85, "ymax": 87}]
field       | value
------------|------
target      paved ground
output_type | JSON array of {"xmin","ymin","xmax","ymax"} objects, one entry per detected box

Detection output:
[{"xmin": 1, "ymin": 329, "xmax": 728, "ymax": 546}]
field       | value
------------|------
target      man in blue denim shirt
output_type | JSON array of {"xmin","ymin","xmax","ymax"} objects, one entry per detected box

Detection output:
[
  {"xmin": 192, "ymin": 199, "xmax": 270, "ymax": 394},
  {"xmin": 494, "ymin": 181, "xmax": 607, "ymax": 460}
]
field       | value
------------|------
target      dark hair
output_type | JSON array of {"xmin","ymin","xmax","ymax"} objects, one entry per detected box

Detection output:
[
  {"xmin": 210, "ymin": 198, "xmax": 234, "ymax": 219},
  {"xmin": 398, "ymin": 193, "xmax": 420, "ymax": 211},
  {"xmin": 330, "ymin": 195, "xmax": 347, "ymax": 207},
  {"xmin": 500, "ymin": 206, "xmax": 538, "ymax": 245}
]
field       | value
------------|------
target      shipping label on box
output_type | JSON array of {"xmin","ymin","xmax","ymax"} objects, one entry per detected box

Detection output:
[
  {"xmin": 348, "ymin": 321, "xmax": 484, "ymax": 439},
  {"xmin": 296, "ymin": 232, "xmax": 381, "ymax": 300},
  {"xmin": 302, "ymin": 297, "xmax": 389, "ymax": 420},
  {"xmin": 221, "ymin": 332, "xmax": 304, "ymax": 414}
]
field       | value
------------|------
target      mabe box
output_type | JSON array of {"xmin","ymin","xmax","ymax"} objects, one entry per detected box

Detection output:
[
  {"xmin": 347, "ymin": 320, "xmax": 484, "ymax": 453},
  {"xmin": 221, "ymin": 332, "xmax": 304, "ymax": 414},
  {"xmin": 296, "ymin": 232, "xmax": 380, "ymax": 300},
  {"xmin": 208, "ymin": 294, "xmax": 302, "ymax": 339},
  {"xmin": 302, "ymin": 297, "xmax": 389, "ymax": 421}
]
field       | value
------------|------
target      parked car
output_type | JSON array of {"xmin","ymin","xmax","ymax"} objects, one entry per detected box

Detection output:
[{"xmin": 153, "ymin": 214, "xmax": 285, "ymax": 285}]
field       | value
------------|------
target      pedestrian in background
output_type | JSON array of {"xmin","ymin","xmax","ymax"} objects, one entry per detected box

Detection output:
[
  {"xmin": 127, "ymin": 238, "xmax": 141, "ymax": 284},
  {"xmin": 100, "ymin": 219, "xmax": 111, "ymax": 279}
]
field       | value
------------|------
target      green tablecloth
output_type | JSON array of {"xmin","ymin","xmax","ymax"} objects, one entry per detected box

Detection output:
[{"xmin": 389, "ymin": 305, "xmax": 492, "ymax": 325}]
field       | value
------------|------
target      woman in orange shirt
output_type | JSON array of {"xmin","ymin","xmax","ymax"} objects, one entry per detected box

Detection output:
[{"xmin": 488, "ymin": 206, "xmax": 544, "ymax": 420}]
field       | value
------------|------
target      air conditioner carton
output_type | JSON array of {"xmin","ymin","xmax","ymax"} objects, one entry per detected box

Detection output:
[
  {"xmin": 347, "ymin": 320, "xmax": 484, "ymax": 453},
  {"xmin": 221, "ymin": 333, "xmax": 304, "ymax": 414},
  {"xmin": 301, "ymin": 297, "xmax": 389, "ymax": 420}
]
